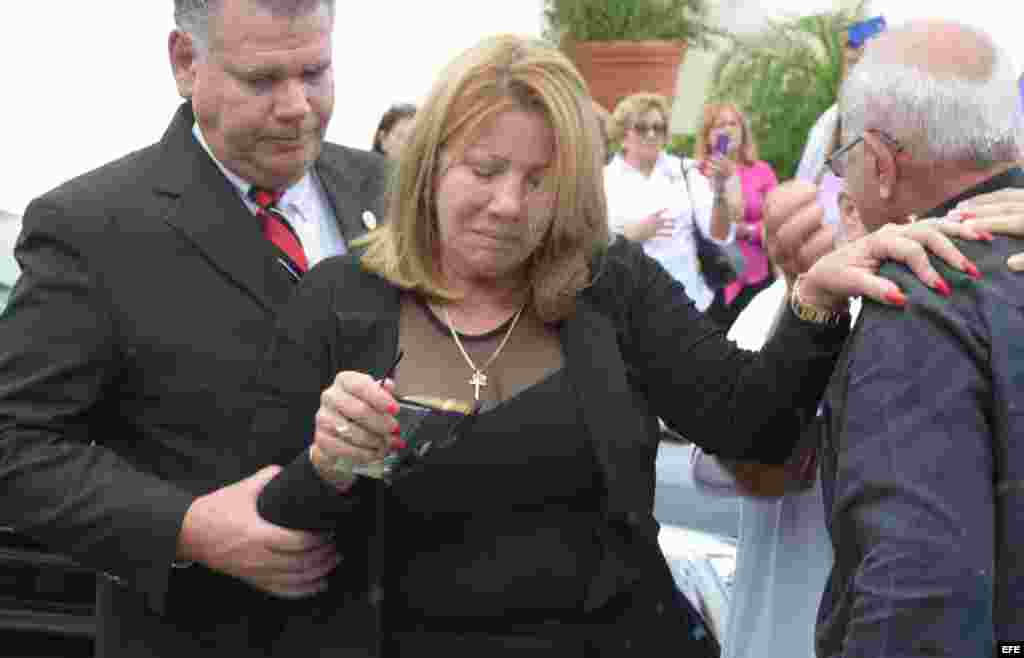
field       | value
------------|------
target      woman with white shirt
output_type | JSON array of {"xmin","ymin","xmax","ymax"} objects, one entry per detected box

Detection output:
[{"xmin": 604, "ymin": 93, "xmax": 740, "ymax": 312}]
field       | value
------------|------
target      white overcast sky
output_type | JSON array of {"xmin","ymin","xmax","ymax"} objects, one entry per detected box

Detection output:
[{"xmin": 1, "ymin": 1, "xmax": 1020, "ymax": 215}]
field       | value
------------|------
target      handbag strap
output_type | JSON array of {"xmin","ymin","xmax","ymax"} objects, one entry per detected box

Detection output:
[
  {"xmin": 680, "ymin": 160, "xmax": 715, "ymax": 242},
  {"xmin": 678, "ymin": 159, "xmax": 696, "ymax": 221}
]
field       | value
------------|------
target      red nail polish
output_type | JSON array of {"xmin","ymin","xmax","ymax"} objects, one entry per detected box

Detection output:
[
  {"xmin": 964, "ymin": 261, "xmax": 982, "ymax": 279},
  {"xmin": 391, "ymin": 425, "xmax": 402, "ymax": 437},
  {"xmin": 933, "ymin": 277, "xmax": 951, "ymax": 297},
  {"xmin": 979, "ymin": 231, "xmax": 995, "ymax": 241},
  {"xmin": 391, "ymin": 437, "xmax": 407, "ymax": 451},
  {"xmin": 884, "ymin": 290, "xmax": 908, "ymax": 306},
  {"xmin": 388, "ymin": 402, "xmax": 399, "ymax": 415}
]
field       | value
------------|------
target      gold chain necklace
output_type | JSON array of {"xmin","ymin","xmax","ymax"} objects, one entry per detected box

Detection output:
[{"xmin": 442, "ymin": 305, "xmax": 525, "ymax": 401}]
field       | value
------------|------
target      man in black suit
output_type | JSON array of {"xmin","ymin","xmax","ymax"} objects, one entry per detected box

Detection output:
[
  {"xmin": 815, "ymin": 20, "xmax": 1024, "ymax": 657},
  {"xmin": 0, "ymin": 0, "xmax": 385, "ymax": 655}
]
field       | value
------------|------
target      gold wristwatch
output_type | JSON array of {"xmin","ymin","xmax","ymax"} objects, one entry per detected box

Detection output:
[{"xmin": 790, "ymin": 275, "xmax": 849, "ymax": 326}]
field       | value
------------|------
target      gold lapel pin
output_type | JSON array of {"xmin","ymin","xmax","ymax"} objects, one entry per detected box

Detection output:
[{"xmin": 362, "ymin": 210, "xmax": 378, "ymax": 230}]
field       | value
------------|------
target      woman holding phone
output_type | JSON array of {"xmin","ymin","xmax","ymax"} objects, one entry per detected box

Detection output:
[
  {"xmin": 696, "ymin": 103, "xmax": 779, "ymax": 326},
  {"xmin": 603, "ymin": 93, "xmax": 740, "ymax": 312}
]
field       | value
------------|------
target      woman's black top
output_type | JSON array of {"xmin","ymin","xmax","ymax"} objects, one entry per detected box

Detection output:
[{"xmin": 383, "ymin": 368, "xmax": 603, "ymax": 623}]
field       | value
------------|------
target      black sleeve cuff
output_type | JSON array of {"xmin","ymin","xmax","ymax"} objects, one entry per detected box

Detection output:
[{"xmin": 257, "ymin": 453, "xmax": 364, "ymax": 531}]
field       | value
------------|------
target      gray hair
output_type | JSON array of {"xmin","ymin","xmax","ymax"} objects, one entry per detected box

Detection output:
[
  {"xmin": 174, "ymin": 0, "xmax": 335, "ymax": 54},
  {"xmin": 840, "ymin": 29, "xmax": 1024, "ymax": 166}
]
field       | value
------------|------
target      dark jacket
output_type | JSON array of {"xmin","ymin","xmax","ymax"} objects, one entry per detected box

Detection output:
[
  {"xmin": 819, "ymin": 167, "xmax": 1024, "ymax": 658},
  {"xmin": 0, "ymin": 102, "xmax": 386, "ymax": 657},
  {"xmin": 248, "ymin": 237, "xmax": 849, "ymax": 655}
]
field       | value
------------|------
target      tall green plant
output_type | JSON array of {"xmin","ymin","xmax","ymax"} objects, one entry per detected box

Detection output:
[
  {"xmin": 544, "ymin": 0, "xmax": 712, "ymax": 49},
  {"xmin": 709, "ymin": 2, "xmax": 867, "ymax": 180}
]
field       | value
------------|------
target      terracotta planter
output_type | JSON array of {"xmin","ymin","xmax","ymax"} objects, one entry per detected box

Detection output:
[{"xmin": 566, "ymin": 40, "xmax": 688, "ymax": 113}]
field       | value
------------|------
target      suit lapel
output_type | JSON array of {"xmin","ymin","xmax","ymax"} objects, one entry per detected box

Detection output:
[
  {"xmin": 316, "ymin": 155, "xmax": 375, "ymax": 246},
  {"xmin": 153, "ymin": 104, "xmax": 294, "ymax": 312}
]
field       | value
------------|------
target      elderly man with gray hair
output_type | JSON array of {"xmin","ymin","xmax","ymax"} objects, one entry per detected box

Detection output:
[
  {"xmin": 0, "ymin": 0, "xmax": 386, "ymax": 656},
  {"xmin": 812, "ymin": 20, "xmax": 1024, "ymax": 657}
]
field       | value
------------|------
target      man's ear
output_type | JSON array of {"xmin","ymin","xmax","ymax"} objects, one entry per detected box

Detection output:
[
  {"xmin": 863, "ymin": 131, "xmax": 899, "ymax": 201},
  {"xmin": 169, "ymin": 30, "xmax": 198, "ymax": 99}
]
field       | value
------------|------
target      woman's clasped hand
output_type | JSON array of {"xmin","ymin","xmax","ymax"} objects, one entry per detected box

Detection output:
[{"xmin": 309, "ymin": 371, "xmax": 404, "ymax": 490}]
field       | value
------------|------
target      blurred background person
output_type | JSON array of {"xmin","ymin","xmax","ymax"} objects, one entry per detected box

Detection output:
[
  {"xmin": 604, "ymin": 93, "xmax": 738, "ymax": 313},
  {"xmin": 796, "ymin": 15, "xmax": 888, "ymax": 230},
  {"xmin": 698, "ymin": 102, "xmax": 779, "ymax": 327},
  {"xmin": 372, "ymin": 102, "xmax": 417, "ymax": 159}
]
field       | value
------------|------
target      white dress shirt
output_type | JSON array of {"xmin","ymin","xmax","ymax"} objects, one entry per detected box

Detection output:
[
  {"xmin": 603, "ymin": 152, "xmax": 734, "ymax": 311},
  {"xmin": 192, "ymin": 123, "xmax": 346, "ymax": 267}
]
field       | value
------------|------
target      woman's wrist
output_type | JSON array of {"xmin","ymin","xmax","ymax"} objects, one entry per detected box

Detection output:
[
  {"xmin": 790, "ymin": 273, "xmax": 849, "ymax": 321},
  {"xmin": 309, "ymin": 445, "xmax": 357, "ymax": 493}
]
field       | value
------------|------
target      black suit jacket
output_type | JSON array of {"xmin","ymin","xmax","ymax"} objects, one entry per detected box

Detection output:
[
  {"xmin": 0, "ymin": 103, "xmax": 385, "ymax": 656},
  {"xmin": 247, "ymin": 237, "xmax": 850, "ymax": 654}
]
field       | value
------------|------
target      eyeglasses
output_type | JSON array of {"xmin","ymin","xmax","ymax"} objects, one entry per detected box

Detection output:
[
  {"xmin": 630, "ymin": 121, "xmax": 668, "ymax": 139},
  {"xmin": 823, "ymin": 130, "xmax": 904, "ymax": 179}
]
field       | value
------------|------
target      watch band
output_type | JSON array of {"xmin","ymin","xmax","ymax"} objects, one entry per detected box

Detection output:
[{"xmin": 789, "ymin": 275, "xmax": 849, "ymax": 326}]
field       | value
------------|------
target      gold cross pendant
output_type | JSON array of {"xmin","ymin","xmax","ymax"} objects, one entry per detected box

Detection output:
[{"xmin": 469, "ymin": 370, "xmax": 488, "ymax": 400}]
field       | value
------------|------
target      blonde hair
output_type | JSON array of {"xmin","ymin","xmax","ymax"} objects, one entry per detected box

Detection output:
[
  {"xmin": 607, "ymin": 93, "xmax": 671, "ymax": 147},
  {"xmin": 356, "ymin": 34, "xmax": 610, "ymax": 322},
  {"xmin": 694, "ymin": 102, "xmax": 758, "ymax": 165}
]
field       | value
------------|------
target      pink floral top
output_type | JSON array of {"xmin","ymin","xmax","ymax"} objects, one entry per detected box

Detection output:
[{"xmin": 725, "ymin": 160, "xmax": 778, "ymax": 305}]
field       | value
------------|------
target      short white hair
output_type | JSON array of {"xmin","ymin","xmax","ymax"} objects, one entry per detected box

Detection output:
[{"xmin": 840, "ymin": 29, "xmax": 1024, "ymax": 166}]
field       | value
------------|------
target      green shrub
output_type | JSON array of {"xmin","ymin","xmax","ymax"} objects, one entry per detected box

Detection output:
[
  {"xmin": 666, "ymin": 133, "xmax": 696, "ymax": 159},
  {"xmin": 544, "ymin": 0, "xmax": 713, "ymax": 49},
  {"xmin": 709, "ymin": 3, "xmax": 867, "ymax": 180}
]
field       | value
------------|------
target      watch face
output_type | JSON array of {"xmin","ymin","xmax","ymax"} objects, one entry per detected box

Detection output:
[{"xmin": 791, "ymin": 281, "xmax": 844, "ymax": 325}]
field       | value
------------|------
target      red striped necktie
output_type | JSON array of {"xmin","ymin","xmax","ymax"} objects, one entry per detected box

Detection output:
[{"xmin": 249, "ymin": 187, "xmax": 309, "ymax": 276}]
